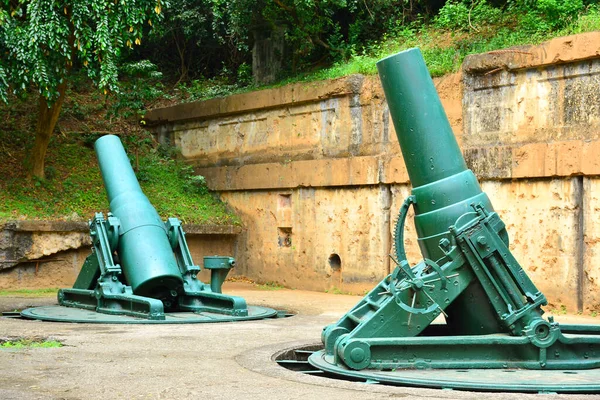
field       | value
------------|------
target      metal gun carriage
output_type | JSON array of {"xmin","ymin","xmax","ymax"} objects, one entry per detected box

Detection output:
[
  {"xmin": 308, "ymin": 48, "xmax": 600, "ymax": 393},
  {"xmin": 22, "ymin": 135, "xmax": 276, "ymax": 323}
]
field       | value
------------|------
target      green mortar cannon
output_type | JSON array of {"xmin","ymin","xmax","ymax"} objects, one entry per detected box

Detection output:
[
  {"xmin": 308, "ymin": 48, "xmax": 600, "ymax": 392},
  {"xmin": 22, "ymin": 135, "xmax": 276, "ymax": 323}
]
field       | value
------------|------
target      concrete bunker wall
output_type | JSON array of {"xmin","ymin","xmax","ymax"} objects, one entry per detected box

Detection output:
[
  {"xmin": 147, "ymin": 32, "xmax": 600, "ymax": 312},
  {"xmin": 0, "ymin": 221, "xmax": 241, "ymax": 290}
]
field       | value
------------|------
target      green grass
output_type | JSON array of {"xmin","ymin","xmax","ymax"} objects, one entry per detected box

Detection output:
[
  {"xmin": 280, "ymin": 17, "xmax": 599, "ymax": 83},
  {"xmin": 0, "ymin": 124, "xmax": 239, "ymax": 225},
  {"xmin": 325, "ymin": 287, "xmax": 353, "ymax": 295},
  {"xmin": 0, "ymin": 81, "xmax": 239, "ymax": 225},
  {"xmin": 257, "ymin": 281, "xmax": 285, "ymax": 291},
  {"xmin": 0, "ymin": 288, "xmax": 59, "ymax": 297},
  {"xmin": 550, "ymin": 305, "xmax": 569, "ymax": 315},
  {"xmin": 1, "ymin": 338, "xmax": 62, "ymax": 349}
]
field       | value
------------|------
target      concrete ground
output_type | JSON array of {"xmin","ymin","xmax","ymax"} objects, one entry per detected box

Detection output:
[{"xmin": 1, "ymin": 282, "xmax": 600, "ymax": 400}]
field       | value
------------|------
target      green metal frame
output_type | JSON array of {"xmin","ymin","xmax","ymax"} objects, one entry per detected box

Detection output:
[
  {"xmin": 312, "ymin": 48, "xmax": 600, "ymax": 378},
  {"xmin": 59, "ymin": 213, "xmax": 248, "ymax": 320}
]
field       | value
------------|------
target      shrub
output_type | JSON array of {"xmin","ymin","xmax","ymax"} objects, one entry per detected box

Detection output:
[{"xmin": 435, "ymin": 0, "xmax": 503, "ymax": 31}]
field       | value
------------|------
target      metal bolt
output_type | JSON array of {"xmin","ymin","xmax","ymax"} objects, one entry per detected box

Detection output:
[
  {"xmin": 477, "ymin": 236, "xmax": 487, "ymax": 246},
  {"xmin": 350, "ymin": 348, "xmax": 365, "ymax": 363},
  {"xmin": 439, "ymin": 238, "xmax": 451, "ymax": 252}
]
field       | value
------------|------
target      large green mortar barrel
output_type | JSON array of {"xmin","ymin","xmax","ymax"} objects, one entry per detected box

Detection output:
[
  {"xmin": 95, "ymin": 135, "xmax": 183, "ymax": 299},
  {"xmin": 377, "ymin": 48, "xmax": 505, "ymax": 333},
  {"xmin": 377, "ymin": 48, "xmax": 497, "ymax": 261}
]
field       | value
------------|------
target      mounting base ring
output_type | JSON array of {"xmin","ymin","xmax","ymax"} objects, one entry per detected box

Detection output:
[
  {"xmin": 20, "ymin": 305, "xmax": 277, "ymax": 324},
  {"xmin": 308, "ymin": 349, "xmax": 600, "ymax": 393}
]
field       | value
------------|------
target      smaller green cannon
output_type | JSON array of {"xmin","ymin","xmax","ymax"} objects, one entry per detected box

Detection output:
[{"xmin": 22, "ymin": 135, "xmax": 275, "ymax": 323}]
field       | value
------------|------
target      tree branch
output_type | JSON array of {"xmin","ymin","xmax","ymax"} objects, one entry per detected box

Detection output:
[{"xmin": 312, "ymin": 36, "xmax": 344, "ymax": 54}]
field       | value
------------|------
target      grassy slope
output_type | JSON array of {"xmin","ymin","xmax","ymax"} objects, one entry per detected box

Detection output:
[{"xmin": 0, "ymin": 87, "xmax": 238, "ymax": 225}]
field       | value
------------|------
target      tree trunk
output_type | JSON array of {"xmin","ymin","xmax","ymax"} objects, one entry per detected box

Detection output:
[{"xmin": 29, "ymin": 81, "xmax": 67, "ymax": 179}]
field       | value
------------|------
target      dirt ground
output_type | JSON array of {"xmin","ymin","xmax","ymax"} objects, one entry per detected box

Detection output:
[{"xmin": 1, "ymin": 282, "xmax": 599, "ymax": 400}]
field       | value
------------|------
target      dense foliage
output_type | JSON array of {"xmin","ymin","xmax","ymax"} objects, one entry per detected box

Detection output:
[
  {"xmin": 139, "ymin": 0, "xmax": 446, "ymax": 82},
  {"xmin": 0, "ymin": 0, "xmax": 165, "ymax": 102},
  {"xmin": 127, "ymin": 0, "xmax": 598, "ymax": 88},
  {"xmin": 0, "ymin": 0, "xmax": 165, "ymax": 178}
]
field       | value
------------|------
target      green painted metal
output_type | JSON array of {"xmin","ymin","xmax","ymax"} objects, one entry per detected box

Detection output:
[
  {"xmin": 95, "ymin": 135, "xmax": 182, "ymax": 299},
  {"xmin": 20, "ymin": 305, "xmax": 277, "ymax": 324},
  {"xmin": 310, "ymin": 48, "xmax": 600, "ymax": 391},
  {"xmin": 308, "ymin": 348, "xmax": 600, "ymax": 393},
  {"xmin": 203, "ymin": 256, "xmax": 235, "ymax": 293},
  {"xmin": 23, "ymin": 134, "xmax": 276, "ymax": 323},
  {"xmin": 376, "ymin": 48, "xmax": 467, "ymax": 189}
]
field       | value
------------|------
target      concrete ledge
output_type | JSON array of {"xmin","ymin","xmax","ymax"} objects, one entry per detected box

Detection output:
[
  {"xmin": 182, "ymin": 224, "xmax": 242, "ymax": 235},
  {"xmin": 2, "ymin": 220, "xmax": 88, "ymax": 233},
  {"xmin": 0, "ymin": 220, "xmax": 241, "ymax": 272},
  {"xmin": 145, "ymin": 75, "xmax": 365, "ymax": 125},
  {"xmin": 463, "ymin": 32, "xmax": 600, "ymax": 74},
  {"xmin": 471, "ymin": 140, "xmax": 600, "ymax": 179},
  {"xmin": 1, "ymin": 220, "xmax": 242, "ymax": 236},
  {"xmin": 197, "ymin": 155, "xmax": 410, "ymax": 190},
  {"xmin": 196, "ymin": 139, "xmax": 600, "ymax": 191}
]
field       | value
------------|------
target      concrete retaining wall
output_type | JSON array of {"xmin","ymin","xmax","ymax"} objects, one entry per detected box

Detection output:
[
  {"xmin": 0, "ymin": 221, "xmax": 241, "ymax": 290},
  {"xmin": 147, "ymin": 32, "xmax": 600, "ymax": 312}
]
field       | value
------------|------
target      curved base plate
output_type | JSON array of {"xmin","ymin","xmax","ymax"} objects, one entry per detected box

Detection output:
[
  {"xmin": 21, "ymin": 305, "xmax": 277, "ymax": 324},
  {"xmin": 308, "ymin": 350, "xmax": 600, "ymax": 393}
]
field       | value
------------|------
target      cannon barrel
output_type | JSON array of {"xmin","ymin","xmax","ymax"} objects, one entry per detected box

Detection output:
[
  {"xmin": 377, "ymin": 48, "xmax": 494, "ymax": 260},
  {"xmin": 95, "ymin": 135, "xmax": 183, "ymax": 298},
  {"xmin": 377, "ymin": 48, "xmax": 504, "ymax": 332}
]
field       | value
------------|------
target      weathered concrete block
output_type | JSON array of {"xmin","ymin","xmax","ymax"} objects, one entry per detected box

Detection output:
[
  {"xmin": 511, "ymin": 142, "xmax": 548, "ymax": 178},
  {"xmin": 463, "ymin": 34, "xmax": 600, "ymax": 153},
  {"xmin": 221, "ymin": 187, "xmax": 390, "ymax": 293},
  {"xmin": 0, "ymin": 222, "xmax": 241, "ymax": 290},
  {"xmin": 582, "ymin": 140, "xmax": 600, "ymax": 175},
  {"xmin": 482, "ymin": 179, "xmax": 581, "ymax": 312},
  {"xmin": 380, "ymin": 156, "xmax": 410, "ymax": 184},
  {"xmin": 583, "ymin": 177, "xmax": 600, "ymax": 312},
  {"xmin": 462, "ymin": 32, "xmax": 600, "ymax": 73},
  {"xmin": 0, "ymin": 221, "xmax": 90, "ymax": 271},
  {"xmin": 464, "ymin": 146, "xmax": 512, "ymax": 179}
]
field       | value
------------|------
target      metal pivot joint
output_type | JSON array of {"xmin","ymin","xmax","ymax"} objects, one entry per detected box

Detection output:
[{"xmin": 310, "ymin": 48, "xmax": 600, "ymax": 392}]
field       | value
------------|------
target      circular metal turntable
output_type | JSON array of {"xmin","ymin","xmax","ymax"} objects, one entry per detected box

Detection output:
[
  {"xmin": 21, "ymin": 305, "xmax": 278, "ymax": 324},
  {"xmin": 299, "ymin": 348, "xmax": 600, "ymax": 394}
]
